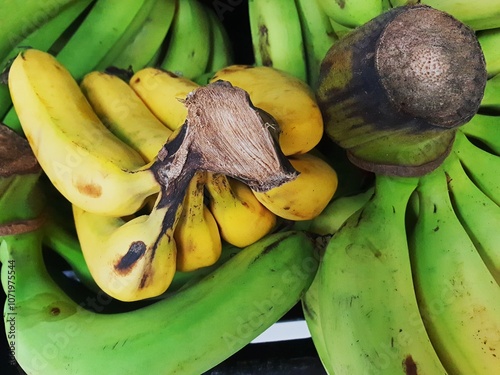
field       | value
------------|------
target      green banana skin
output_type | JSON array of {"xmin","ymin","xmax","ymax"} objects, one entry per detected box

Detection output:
[
  {"xmin": 1, "ymin": 228, "xmax": 318, "ymax": 375},
  {"xmin": 317, "ymin": 174, "xmax": 447, "ymax": 374},
  {"xmin": 105, "ymin": 0, "xmax": 176, "ymax": 72},
  {"xmin": 316, "ymin": 0, "xmax": 385, "ymax": 28},
  {"xmin": 477, "ymin": 27, "xmax": 500, "ymax": 77},
  {"xmin": 460, "ymin": 114, "xmax": 500, "ymax": 155},
  {"xmin": 443, "ymin": 152, "xmax": 500, "ymax": 285},
  {"xmin": 56, "ymin": 0, "xmax": 147, "ymax": 81},
  {"xmin": 0, "ymin": 0, "xmax": 77, "ymax": 62},
  {"xmin": 248, "ymin": 0, "xmax": 307, "ymax": 82},
  {"xmin": 410, "ymin": 163, "xmax": 500, "ymax": 374},
  {"xmin": 160, "ymin": 0, "xmax": 211, "ymax": 79},
  {"xmin": 480, "ymin": 72, "xmax": 500, "ymax": 113},
  {"xmin": 95, "ymin": 0, "xmax": 164, "ymax": 71},
  {"xmin": 308, "ymin": 186, "xmax": 374, "ymax": 236},
  {"xmin": 454, "ymin": 130, "xmax": 500, "ymax": 206}
]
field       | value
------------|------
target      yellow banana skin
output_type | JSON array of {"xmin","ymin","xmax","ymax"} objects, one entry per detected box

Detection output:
[
  {"xmin": 129, "ymin": 67, "xmax": 199, "ymax": 130},
  {"xmin": 210, "ymin": 65, "xmax": 324, "ymax": 156},
  {"xmin": 72, "ymin": 191, "xmax": 181, "ymax": 302},
  {"xmin": 253, "ymin": 153, "xmax": 338, "ymax": 221},
  {"xmin": 80, "ymin": 70, "xmax": 172, "ymax": 162},
  {"xmin": 174, "ymin": 171, "xmax": 222, "ymax": 272},
  {"xmin": 8, "ymin": 49, "xmax": 159, "ymax": 216},
  {"xmin": 205, "ymin": 173, "xmax": 276, "ymax": 248}
]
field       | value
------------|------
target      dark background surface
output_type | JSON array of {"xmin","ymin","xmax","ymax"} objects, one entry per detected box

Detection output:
[{"xmin": 1, "ymin": 1, "xmax": 327, "ymax": 374}]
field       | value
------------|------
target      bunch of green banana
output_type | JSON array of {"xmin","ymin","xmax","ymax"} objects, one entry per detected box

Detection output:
[
  {"xmin": 0, "ymin": 125, "xmax": 320, "ymax": 373},
  {"xmin": 304, "ymin": 4, "xmax": 500, "ymax": 374}
]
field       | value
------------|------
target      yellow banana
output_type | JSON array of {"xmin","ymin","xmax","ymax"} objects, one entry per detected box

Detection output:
[
  {"xmin": 174, "ymin": 171, "xmax": 222, "ymax": 272},
  {"xmin": 205, "ymin": 173, "xmax": 277, "ymax": 248},
  {"xmin": 8, "ymin": 49, "xmax": 159, "ymax": 216},
  {"xmin": 210, "ymin": 65, "xmax": 324, "ymax": 156},
  {"xmin": 80, "ymin": 70, "xmax": 172, "ymax": 162},
  {"xmin": 252, "ymin": 152, "xmax": 338, "ymax": 221},
  {"xmin": 129, "ymin": 67, "xmax": 199, "ymax": 130},
  {"xmin": 72, "ymin": 190, "xmax": 183, "ymax": 302}
]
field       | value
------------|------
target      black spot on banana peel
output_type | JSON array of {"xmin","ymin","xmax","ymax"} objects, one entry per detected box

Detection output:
[{"xmin": 317, "ymin": 5, "xmax": 487, "ymax": 176}]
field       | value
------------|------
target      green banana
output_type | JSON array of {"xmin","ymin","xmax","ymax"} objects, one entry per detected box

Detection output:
[
  {"xmin": 316, "ymin": 0, "xmax": 385, "ymax": 28},
  {"xmin": 294, "ymin": 0, "xmax": 339, "ymax": 90},
  {"xmin": 0, "ymin": 0, "xmax": 92, "ymax": 72},
  {"xmin": 0, "ymin": 0, "xmax": 77, "ymax": 62},
  {"xmin": 0, "ymin": 84, "xmax": 11, "ymax": 121},
  {"xmin": 317, "ymin": 174, "xmax": 447, "ymax": 374},
  {"xmin": 106, "ymin": 0, "xmax": 176, "ymax": 71},
  {"xmin": 95, "ymin": 0, "xmax": 163, "ymax": 71},
  {"xmin": 477, "ymin": 27, "xmax": 500, "ymax": 77},
  {"xmin": 409, "ymin": 163, "xmax": 500, "ymax": 374},
  {"xmin": 460, "ymin": 114, "xmax": 500, "ymax": 155},
  {"xmin": 480, "ymin": 72, "xmax": 500, "ymax": 113},
  {"xmin": 56, "ymin": 0, "xmax": 147, "ymax": 81},
  {"xmin": 159, "ymin": 0, "xmax": 211, "ymax": 79},
  {"xmin": 454, "ymin": 130, "xmax": 500, "ymax": 206},
  {"xmin": 248, "ymin": 0, "xmax": 307, "ymax": 82},
  {"xmin": 442, "ymin": 152, "xmax": 500, "ymax": 284},
  {"xmin": 391, "ymin": 0, "xmax": 500, "ymax": 30},
  {"xmin": 204, "ymin": 5, "xmax": 234, "ymax": 74},
  {"xmin": 308, "ymin": 186, "xmax": 374, "ymax": 236},
  {"xmin": 1, "ymin": 227, "xmax": 318, "ymax": 374}
]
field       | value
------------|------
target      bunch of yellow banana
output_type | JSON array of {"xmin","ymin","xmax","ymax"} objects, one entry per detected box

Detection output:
[{"xmin": 7, "ymin": 48, "xmax": 337, "ymax": 303}]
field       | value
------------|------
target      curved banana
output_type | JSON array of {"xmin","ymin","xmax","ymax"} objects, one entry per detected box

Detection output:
[
  {"xmin": 174, "ymin": 171, "xmax": 222, "ymax": 272},
  {"xmin": 252, "ymin": 152, "xmax": 338, "ymax": 221},
  {"xmin": 391, "ymin": 0, "xmax": 500, "ymax": 30},
  {"xmin": 95, "ymin": 0, "xmax": 164, "ymax": 71},
  {"xmin": 443, "ymin": 152, "xmax": 500, "ymax": 284},
  {"xmin": 210, "ymin": 65, "xmax": 324, "ymax": 156},
  {"xmin": 80, "ymin": 70, "xmax": 172, "ymax": 162},
  {"xmin": 205, "ymin": 172, "xmax": 276, "ymax": 248},
  {"xmin": 410, "ymin": 163, "xmax": 500, "ymax": 374},
  {"xmin": 460, "ymin": 114, "xmax": 500, "ymax": 155},
  {"xmin": 316, "ymin": 0, "xmax": 385, "ymax": 28},
  {"xmin": 205, "ymin": 5, "xmax": 234, "ymax": 74},
  {"xmin": 56, "ymin": 0, "xmax": 147, "ymax": 81},
  {"xmin": 317, "ymin": 174, "xmax": 447, "ymax": 374},
  {"xmin": 8, "ymin": 49, "xmax": 159, "ymax": 216},
  {"xmin": 454, "ymin": 130, "xmax": 500, "ymax": 205},
  {"xmin": 295, "ymin": 0, "xmax": 339, "ymax": 90},
  {"xmin": 159, "ymin": 0, "xmax": 211, "ymax": 79},
  {"xmin": 72, "ymin": 187, "xmax": 182, "ymax": 302},
  {"xmin": 129, "ymin": 67, "xmax": 199, "ymax": 130},
  {"xmin": 1, "ymin": 227, "xmax": 318, "ymax": 374},
  {"xmin": 477, "ymin": 27, "xmax": 500, "ymax": 77},
  {"xmin": 248, "ymin": 0, "xmax": 307, "ymax": 82},
  {"xmin": 108, "ymin": 0, "xmax": 176, "ymax": 71}
]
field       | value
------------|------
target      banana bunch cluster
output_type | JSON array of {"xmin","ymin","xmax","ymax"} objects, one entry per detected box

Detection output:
[
  {"xmin": 0, "ymin": 120, "xmax": 319, "ymax": 374},
  {"xmin": 0, "ymin": 0, "xmax": 234, "ymax": 133},
  {"xmin": 6, "ymin": 48, "xmax": 337, "ymax": 303},
  {"xmin": 248, "ymin": 0, "xmax": 500, "ymax": 89},
  {"xmin": 300, "ymin": 4, "xmax": 500, "ymax": 374}
]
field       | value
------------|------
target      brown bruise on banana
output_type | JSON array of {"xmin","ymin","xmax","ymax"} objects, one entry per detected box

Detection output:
[{"xmin": 113, "ymin": 81, "xmax": 297, "ymax": 290}]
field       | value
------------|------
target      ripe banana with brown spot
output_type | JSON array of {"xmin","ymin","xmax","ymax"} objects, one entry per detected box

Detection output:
[
  {"xmin": 252, "ymin": 152, "xmax": 338, "ymax": 221},
  {"xmin": 8, "ymin": 49, "xmax": 160, "ymax": 216}
]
